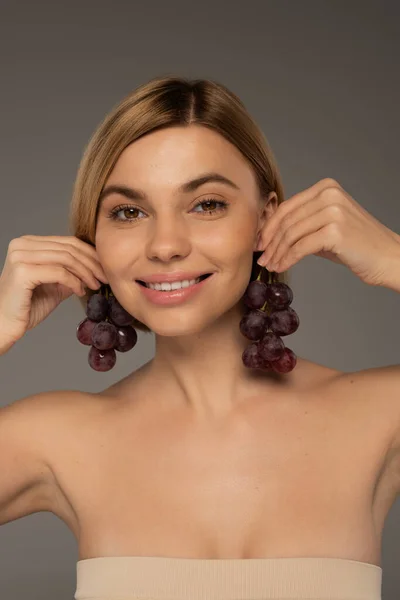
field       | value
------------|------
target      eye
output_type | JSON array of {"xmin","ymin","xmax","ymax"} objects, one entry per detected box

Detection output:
[
  {"xmin": 107, "ymin": 205, "xmax": 145, "ymax": 223},
  {"xmin": 192, "ymin": 198, "xmax": 229, "ymax": 215},
  {"xmin": 107, "ymin": 197, "xmax": 229, "ymax": 224}
]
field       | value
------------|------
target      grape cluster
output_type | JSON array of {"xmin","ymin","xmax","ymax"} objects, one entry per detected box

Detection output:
[
  {"xmin": 240, "ymin": 270, "xmax": 299, "ymax": 374},
  {"xmin": 76, "ymin": 285, "xmax": 138, "ymax": 372}
]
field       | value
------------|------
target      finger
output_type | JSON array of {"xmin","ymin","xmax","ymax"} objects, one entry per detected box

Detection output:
[
  {"xmin": 271, "ymin": 223, "xmax": 335, "ymax": 273},
  {"xmin": 20, "ymin": 235, "xmax": 108, "ymax": 281},
  {"xmin": 18, "ymin": 263, "xmax": 86, "ymax": 297},
  {"xmin": 259, "ymin": 178, "xmax": 341, "ymax": 249},
  {"xmin": 9, "ymin": 249, "xmax": 102, "ymax": 291},
  {"xmin": 266, "ymin": 206, "xmax": 334, "ymax": 270},
  {"xmin": 262, "ymin": 198, "xmax": 334, "ymax": 266},
  {"xmin": 16, "ymin": 237, "xmax": 108, "ymax": 283}
]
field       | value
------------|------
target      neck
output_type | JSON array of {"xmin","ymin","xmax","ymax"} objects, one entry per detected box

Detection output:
[{"xmin": 146, "ymin": 301, "xmax": 284, "ymax": 422}]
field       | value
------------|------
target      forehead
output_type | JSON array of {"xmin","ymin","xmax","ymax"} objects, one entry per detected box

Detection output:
[{"xmin": 106, "ymin": 125, "xmax": 258, "ymax": 192}]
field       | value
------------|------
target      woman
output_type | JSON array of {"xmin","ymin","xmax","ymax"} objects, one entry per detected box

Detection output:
[{"xmin": 1, "ymin": 75, "xmax": 400, "ymax": 600}]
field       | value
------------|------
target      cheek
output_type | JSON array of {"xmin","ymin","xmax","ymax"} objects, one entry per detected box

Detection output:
[
  {"xmin": 95, "ymin": 228, "xmax": 138, "ymax": 267},
  {"xmin": 207, "ymin": 220, "xmax": 255, "ymax": 256}
]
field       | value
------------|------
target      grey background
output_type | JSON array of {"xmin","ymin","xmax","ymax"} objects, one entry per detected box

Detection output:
[{"xmin": 0, "ymin": 0, "xmax": 399, "ymax": 598}]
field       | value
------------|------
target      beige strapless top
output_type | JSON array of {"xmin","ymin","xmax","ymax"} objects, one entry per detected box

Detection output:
[{"xmin": 74, "ymin": 556, "xmax": 382, "ymax": 599}]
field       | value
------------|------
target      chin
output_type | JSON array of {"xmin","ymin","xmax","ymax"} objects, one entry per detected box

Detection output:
[
  {"xmin": 147, "ymin": 317, "xmax": 213, "ymax": 337},
  {"xmin": 152, "ymin": 325, "xmax": 204, "ymax": 337}
]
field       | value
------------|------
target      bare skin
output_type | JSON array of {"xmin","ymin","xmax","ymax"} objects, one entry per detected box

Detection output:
[
  {"xmin": 26, "ymin": 125, "xmax": 400, "ymax": 569},
  {"xmin": 42, "ymin": 356, "xmax": 400, "ymax": 569}
]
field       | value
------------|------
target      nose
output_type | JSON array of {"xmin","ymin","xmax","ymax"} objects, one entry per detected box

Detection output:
[{"xmin": 146, "ymin": 216, "xmax": 191, "ymax": 263}]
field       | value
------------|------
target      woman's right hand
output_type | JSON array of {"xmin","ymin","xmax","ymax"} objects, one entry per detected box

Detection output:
[{"xmin": 0, "ymin": 235, "xmax": 109, "ymax": 350}]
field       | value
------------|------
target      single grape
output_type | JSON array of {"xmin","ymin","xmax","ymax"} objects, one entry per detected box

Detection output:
[
  {"xmin": 86, "ymin": 293, "xmax": 109, "ymax": 322},
  {"xmin": 243, "ymin": 280, "xmax": 268, "ymax": 309},
  {"xmin": 258, "ymin": 331, "xmax": 285, "ymax": 362},
  {"xmin": 91, "ymin": 321, "xmax": 118, "ymax": 350},
  {"xmin": 114, "ymin": 325, "xmax": 138, "ymax": 352},
  {"xmin": 76, "ymin": 318, "xmax": 98, "ymax": 345},
  {"xmin": 242, "ymin": 343, "xmax": 266, "ymax": 369},
  {"xmin": 264, "ymin": 282, "xmax": 293, "ymax": 310},
  {"xmin": 242, "ymin": 342, "xmax": 272, "ymax": 370},
  {"xmin": 270, "ymin": 347, "xmax": 297, "ymax": 373},
  {"xmin": 269, "ymin": 307, "xmax": 300, "ymax": 336},
  {"xmin": 108, "ymin": 295, "xmax": 134, "ymax": 326},
  {"xmin": 239, "ymin": 310, "xmax": 270, "ymax": 341},
  {"xmin": 88, "ymin": 346, "xmax": 117, "ymax": 372}
]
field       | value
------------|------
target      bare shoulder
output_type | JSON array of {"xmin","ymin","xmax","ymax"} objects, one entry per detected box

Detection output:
[
  {"xmin": 1, "ymin": 388, "xmax": 92, "ymax": 439},
  {"xmin": 0, "ymin": 388, "xmax": 103, "ymax": 527},
  {"xmin": 3, "ymin": 388, "xmax": 104, "ymax": 424},
  {"xmin": 294, "ymin": 356, "xmax": 399, "ymax": 411},
  {"xmin": 333, "ymin": 363, "xmax": 400, "ymax": 452},
  {"xmin": 294, "ymin": 358, "xmax": 400, "ymax": 481},
  {"xmin": 314, "ymin": 362, "xmax": 400, "ymax": 484},
  {"xmin": 2, "ymin": 388, "xmax": 116, "ymax": 478},
  {"xmin": 290, "ymin": 357, "xmax": 400, "ymax": 454},
  {"xmin": 1, "ymin": 389, "xmax": 103, "ymax": 462},
  {"xmin": 290, "ymin": 355, "xmax": 344, "ymax": 392}
]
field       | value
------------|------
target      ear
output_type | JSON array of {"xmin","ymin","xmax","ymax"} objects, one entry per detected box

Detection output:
[{"xmin": 254, "ymin": 191, "xmax": 278, "ymax": 251}]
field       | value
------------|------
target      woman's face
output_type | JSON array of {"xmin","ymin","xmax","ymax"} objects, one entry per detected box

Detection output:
[{"xmin": 95, "ymin": 124, "xmax": 275, "ymax": 335}]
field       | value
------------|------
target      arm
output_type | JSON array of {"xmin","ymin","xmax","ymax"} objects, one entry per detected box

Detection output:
[
  {"xmin": 0, "ymin": 392, "xmax": 59, "ymax": 526},
  {"xmin": 368, "ymin": 365, "xmax": 400, "ymax": 456},
  {"xmin": 371, "ymin": 252, "xmax": 400, "ymax": 458},
  {"xmin": 375, "ymin": 238, "xmax": 400, "ymax": 294}
]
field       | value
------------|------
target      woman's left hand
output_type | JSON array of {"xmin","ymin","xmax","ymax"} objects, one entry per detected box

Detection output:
[{"xmin": 256, "ymin": 178, "xmax": 400, "ymax": 287}]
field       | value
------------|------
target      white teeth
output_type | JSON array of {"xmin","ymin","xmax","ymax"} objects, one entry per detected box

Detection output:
[{"xmin": 146, "ymin": 277, "xmax": 201, "ymax": 291}]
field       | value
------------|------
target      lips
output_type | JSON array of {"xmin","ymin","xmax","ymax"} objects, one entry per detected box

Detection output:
[
  {"xmin": 135, "ymin": 272, "xmax": 214, "ymax": 306},
  {"xmin": 136, "ymin": 273, "xmax": 212, "ymax": 287}
]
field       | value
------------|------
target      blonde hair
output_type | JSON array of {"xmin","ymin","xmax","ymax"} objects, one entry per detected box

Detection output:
[{"xmin": 69, "ymin": 75, "xmax": 290, "ymax": 333}]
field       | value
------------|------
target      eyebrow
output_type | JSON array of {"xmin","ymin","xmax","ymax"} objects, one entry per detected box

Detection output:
[{"xmin": 98, "ymin": 171, "xmax": 241, "ymax": 207}]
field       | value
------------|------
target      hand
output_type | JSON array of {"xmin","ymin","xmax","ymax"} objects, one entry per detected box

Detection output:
[
  {"xmin": 256, "ymin": 178, "xmax": 400, "ymax": 287},
  {"xmin": 0, "ymin": 235, "xmax": 108, "ymax": 348}
]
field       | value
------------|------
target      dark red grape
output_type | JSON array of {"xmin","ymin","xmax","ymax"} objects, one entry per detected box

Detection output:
[
  {"xmin": 243, "ymin": 280, "xmax": 268, "ymax": 309},
  {"xmin": 91, "ymin": 321, "xmax": 118, "ymax": 350},
  {"xmin": 264, "ymin": 282, "xmax": 293, "ymax": 309},
  {"xmin": 114, "ymin": 325, "xmax": 138, "ymax": 352},
  {"xmin": 270, "ymin": 347, "xmax": 297, "ymax": 373},
  {"xmin": 76, "ymin": 318, "xmax": 98, "ymax": 345},
  {"xmin": 86, "ymin": 293, "xmax": 109, "ymax": 321},
  {"xmin": 88, "ymin": 346, "xmax": 117, "ymax": 372},
  {"xmin": 239, "ymin": 310, "xmax": 270, "ymax": 341},
  {"xmin": 242, "ymin": 343, "xmax": 269, "ymax": 369},
  {"xmin": 258, "ymin": 331, "xmax": 285, "ymax": 361},
  {"xmin": 269, "ymin": 307, "xmax": 300, "ymax": 336},
  {"xmin": 108, "ymin": 295, "xmax": 134, "ymax": 326}
]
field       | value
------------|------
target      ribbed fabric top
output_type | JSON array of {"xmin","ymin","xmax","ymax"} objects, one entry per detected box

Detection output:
[{"xmin": 75, "ymin": 556, "xmax": 382, "ymax": 600}]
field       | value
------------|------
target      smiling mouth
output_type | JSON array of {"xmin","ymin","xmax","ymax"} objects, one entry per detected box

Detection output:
[{"xmin": 136, "ymin": 273, "xmax": 212, "ymax": 287}]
